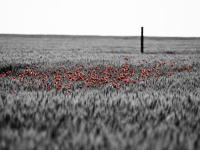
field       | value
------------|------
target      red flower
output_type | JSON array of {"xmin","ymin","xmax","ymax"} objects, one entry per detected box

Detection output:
[
  {"xmin": 106, "ymin": 66, "xmax": 111, "ymax": 70},
  {"xmin": 124, "ymin": 76, "xmax": 130, "ymax": 83},
  {"xmin": 148, "ymin": 69, "xmax": 151, "ymax": 72},
  {"xmin": 133, "ymin": 80, "xmax": 137, "ymax": 84},
  {"xmin": 124, "ymin": 57, "xmax": 129, "ymax": 60},
  {"xmin": 41, "ymin": 78, "xmax": 46, "ymax": 82},
  {"xmin": 48, "ymin": 86, "xmax": 52, "ymax": 91},
  {"xmin": 55, "ymin": 77, "xmax": 60, "ymax": 82},
  {"xmin": 6, "ymin": 71, "xmax": 11, "ymax": 75}
]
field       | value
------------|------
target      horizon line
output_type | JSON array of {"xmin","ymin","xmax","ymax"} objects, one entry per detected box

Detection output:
[{"xmin": 0, "ymin": 33, "xmax": 200, "ymax": 38}]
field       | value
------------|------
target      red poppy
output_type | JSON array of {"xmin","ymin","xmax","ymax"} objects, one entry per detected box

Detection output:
[
  {"xmin": 48, "ymin": 86, "xmax": 52, "ymax": 90},
  {"xmin": 148, "ymin": 69, "xmax": 151, "ymax": 72},
  {"xmin": 56, "ymin": 84, "xmax": 62, "ymax": 90},
  {"xmin": 46, "ymin": 69, "xmax": 50, "ymax": 72},
  {"xmin": 41, "ymin": 78, "xmax": 46, "ymax": 82},
  {"xmin": 124, "ymin": 57, "xmax": 129, "ymax": 60},
  {"xmin": 55, "ymin": 77, "xmax": 60, "ymax": 82},
  {"xmin": 86, "ymin": 82, "xmax": 90, "ymax": 87},
  {"xmin": 0, "ymin": 73, "xmax": 3, "ymax": 77},
  {"xmin": 124, "ymin": 76, "xmax": 130, "ymax": 83},
  {"xmin": 6, "ymin": 71, "xmax": 11, "ymax": 75},
  {"xmin": 180, "ymin": 66, "xmax": 184, "ymax": 70},
  {"xmin": 133, "ymin": 80, "xmax": 137, "ymax": 84},
  {"xmin": 185, "ymin": 66, "xmax": 191, "ymax": 70},
  {"xmin": 113, "ymin": 84, "xmax": 118, "ymax": 89},
  {"xmin": 158, "ymin": 62, "xmax": 162, "ymax": 67}
]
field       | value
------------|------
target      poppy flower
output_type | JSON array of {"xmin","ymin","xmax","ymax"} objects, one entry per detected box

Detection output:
[
  {"xmin": 6, "ymin": 71, "xmax": 11, "ymax": 75},
  {"xmin": 113, "ymin": 84, "xmax": 118, "ymax": 89},
  {"xmin": 41, "ymin": 78, "xmax": 46, "ymax": 82},
  {"xmin": 124, "ymin": 76, "xmax": 130, "ymax": 83},
  {"xmin": 158, "ymin": 62, "xmax": 162, "ymax": 67},
  {"xmin": 167, "ymin": 72, "xmax": 171, "ymax": 76},
  {"xmin": 133, "ymin": 80, "xmax": 137, "ymax": 84},
  {"xmin": 56, "ymin": 84, "xmax": 62, "ymax": 90},
  {"xmin": 36, "ymin": 82, "xmax": 40, "ymax": 86},
  {"xmin": 44, "ymin": 84, "xmax": 48, "ymax": 88},
  {"xmin": 48, "ymin": 86, "xmax": 52, "ymax": 90},
  {"xmin": 0, "ymin": 73, "xmax": 3, "ymax": 77},
  {"xmin": 148, "ymin": 69, "xmax": 151, "ymax": 72},
  {"xmin": 98, "ymin": 82, "xmax": 102, "ymax": 86},
  {"xmin": 55, "ymin": 77, "xmax": 60, "ymax": 82},
  {"xmin": 152, "ymin": 66, "xmax": 156, "ymax": 70},
  {"xmin": 56, "ymin": 87, "xmax": 60, "ymax": 90},
  {"xmin": 86, "ymin": 82, "xmax": 90, "ymax": 87},
  {"xmin": 141, "ymin": 78, "xmax": 146, "ymax": 81},
  {"xmin": 124, "ymin": 57, "xmax": 129, "ymax": 60},
  {"xmin": 185, "ymin": 66, "xmax": 191, "ymax": 70}
]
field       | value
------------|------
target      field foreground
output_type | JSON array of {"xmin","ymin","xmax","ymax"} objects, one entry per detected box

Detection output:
[{"xmin": 0, "ymin": 35, "xmax": 200, "ymax": 150}]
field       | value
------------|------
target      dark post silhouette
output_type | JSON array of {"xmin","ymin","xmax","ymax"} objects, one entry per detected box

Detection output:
[{"xmin": 141, "ymin": 27, "xmax": 144, "ymax": 53}]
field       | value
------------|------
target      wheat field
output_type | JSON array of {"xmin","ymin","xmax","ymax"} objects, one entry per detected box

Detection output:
[{"xmin": 0, "ymin": 34, "xmax": 200, "ymax": 150}]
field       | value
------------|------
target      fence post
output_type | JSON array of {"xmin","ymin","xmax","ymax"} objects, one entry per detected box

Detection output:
[{"xmin": 141, "ymin": 27, "xmax": 144, "ymax": 53}]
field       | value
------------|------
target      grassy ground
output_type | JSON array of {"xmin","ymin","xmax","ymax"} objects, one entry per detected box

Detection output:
[{"xmin": 0, "ymin": 35, "xmax": 200, "ymax": 150}]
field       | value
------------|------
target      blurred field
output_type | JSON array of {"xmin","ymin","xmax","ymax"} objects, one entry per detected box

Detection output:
[{"xmin": 0, "ymin": 34, "xmax": 200, "ymax": 150}]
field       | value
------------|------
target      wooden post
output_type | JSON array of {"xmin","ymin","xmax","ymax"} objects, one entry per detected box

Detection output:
[{"xmin": 141, "ymin": 27, "xmax": 144, "ymax": 53}]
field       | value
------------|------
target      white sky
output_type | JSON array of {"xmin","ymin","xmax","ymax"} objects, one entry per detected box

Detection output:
[{"xmin": 0, "ymin": 0, "xmax": 199, "ymax": 37}]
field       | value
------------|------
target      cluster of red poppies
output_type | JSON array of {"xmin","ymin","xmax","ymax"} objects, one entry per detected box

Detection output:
[{"xmin": 0, "ymin": 57, "xmax": 193, "ymax": 94}]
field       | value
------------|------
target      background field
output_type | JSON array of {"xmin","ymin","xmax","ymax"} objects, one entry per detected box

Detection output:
[{"xmin": 0, "ymin": 35, "xmax": 200, "ymax": 150}]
